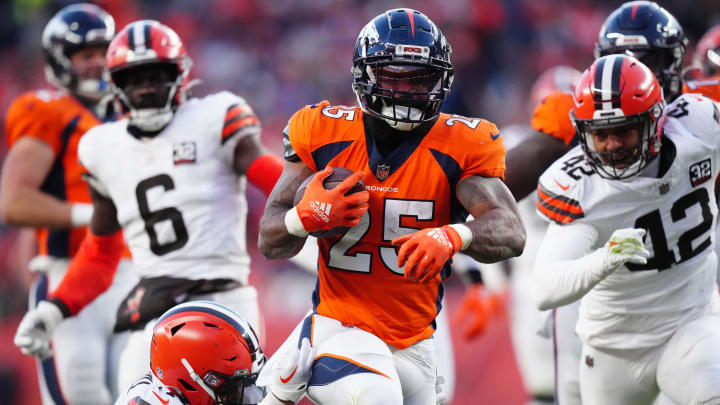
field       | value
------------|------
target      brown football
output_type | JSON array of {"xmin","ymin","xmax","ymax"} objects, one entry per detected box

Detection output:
[{"xmin": 294, "ymin": 167, "xmax": 365, "ymax": 238}]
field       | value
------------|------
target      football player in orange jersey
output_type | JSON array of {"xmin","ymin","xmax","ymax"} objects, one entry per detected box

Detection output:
[
  {"xmin": 1, "ymin": 4, "xmax": 138, "ymax": 405},
  {"xmin": 258, "ymin": 8, "xmax": 525, "ymax": 405}
]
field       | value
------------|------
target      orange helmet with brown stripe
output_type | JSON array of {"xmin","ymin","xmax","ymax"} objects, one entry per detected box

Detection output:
[
  {"xmin": 571, "ymin": 55, "xmax": 664, "ymax": 180},
  {"xmin": 106, "ymin": 20, "xmax": 193, "ymax": 134},
  {"xmin": 150, "ymin": 301, "xmax": 266, "ymax": 405}
]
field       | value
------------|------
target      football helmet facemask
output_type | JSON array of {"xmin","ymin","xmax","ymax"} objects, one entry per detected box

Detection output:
[
  {"xmin": 571, "ymin": 55, "xmax": 664, "ymax": 180},
  {"xmin": 150, "ymin": 301, "xmax": 266, "ymax": 405},
  {"xmin": 41, "ymin": 3, "xmax": 115, "ymax": 102},
  {"xmin": 352, "ymin": 9, "xmax": 454, "ymax": 131},
  {"xmin": 107, "ymin": 20, "xmax": 193, "ymax": 133},
  {"xmin": 595, "ymin": 1, "xmax": 687, "ymax": 101}
]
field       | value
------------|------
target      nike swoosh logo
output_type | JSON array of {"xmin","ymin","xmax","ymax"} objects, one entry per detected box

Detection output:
[
  {"xmin": 280, "ymin": 366, "xmax": 298, "ymax": 383},
  {"xmin": 554, "ymin": 178, "xmax": 569, "ymax": 191},
  {"xmin": 490, "ymin": 131, "xmax": 501, "ymax": 140},
  {"xmin": 153, "ymin": 391, "xmax": 170, "ymax": 405}
]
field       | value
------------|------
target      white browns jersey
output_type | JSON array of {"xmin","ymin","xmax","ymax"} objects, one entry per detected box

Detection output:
[
  {"xmin": 114, "ymin": 374, "xmax": 184, "ymax": 405},
  {"xmin": 537, "ymin": 93, "xmax": 720, "ymax": 350},
  {"xmin": 79, "ymin": 91, "xmax": 258, "ymax": 283}
]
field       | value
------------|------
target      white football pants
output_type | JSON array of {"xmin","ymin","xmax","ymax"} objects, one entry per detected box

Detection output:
[{"xmin": 29, "ymin": 257, "xmax": 136, "ymax": 405}]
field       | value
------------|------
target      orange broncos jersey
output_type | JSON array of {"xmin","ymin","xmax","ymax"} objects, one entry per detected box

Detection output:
[
  {"xmin": 530, "ymin": 90, "xmax": 576, "ymax": 146},
  {"xmin": 5, "ymin": 90, "xmax": 101, "ymax": 258},
  {"xmin": 285, "ymin": 101, "xmax": 506, "ymax": 348}
]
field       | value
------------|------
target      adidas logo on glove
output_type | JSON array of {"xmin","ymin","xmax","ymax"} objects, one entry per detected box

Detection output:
[
  {"xmin": 310, "ymin": 201, "xmax": 332, "ymax": 222},
  {"xmin": 427, "ymin": 228, "xmax": 450, "ymax": 247}
]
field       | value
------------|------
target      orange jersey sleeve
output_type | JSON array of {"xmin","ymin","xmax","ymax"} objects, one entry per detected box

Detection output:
[
  {"xmin": 457, "ymin": 118, "xmax": 506, "ymax": 181},
  {"xmin": 683, "ymin": 78, "xmax": 720, "ymax": 103},
  {"xmin": 5, "ymin": 91, "xmax": 66, "ymax": 154},
  {"xmin": 286, "ymin": 101, "xmax": 327, "ymax": 171},
  {"xmin": 530, "ymin": 91, "xmax": 576, "ymax": 146}
]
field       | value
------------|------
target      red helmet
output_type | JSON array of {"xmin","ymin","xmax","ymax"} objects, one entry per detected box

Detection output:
[
  {"xmin": 106, "ymin": 20, "xmax": 193, "ymax": 133},
  {"xmin": 571, "ymin": 55, "xmax": 664, "ymax": 180},
  {"xmin": 529, "ymin": 65, "xmax": 582, "ymax": 108},
  {"xmin": 694, "ymin": 25, "xmax": 720, "ymax": 77},
  {"xmin": 150, "ymin": 301, "xmax": 266, "ymax": 405}
]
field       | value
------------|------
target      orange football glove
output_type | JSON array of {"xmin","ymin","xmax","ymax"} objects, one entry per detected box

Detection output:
[
  {"xmin": 294, "ymin": 166, "xmax": 369, "ymax": 233},
  {"xmin": 392, "ymin": 225, "xmax": 463, "ymax": 283},
  {"xmin": 453, "ymin": 284, "xmax": 505, "ymax": 340}
]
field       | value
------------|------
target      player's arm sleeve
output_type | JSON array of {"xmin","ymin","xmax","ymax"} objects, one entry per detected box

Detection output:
[
  {"xmin": 48, "ymin": 229, "xmax": 124, "ymax": 316},
  {"xmin": 5, "ymin": 93, "xmax": 62, "ymax": 154},
  {"xmin": 530, "ymin": 91, "xmax": 576, "ymax": 146},
  {"xmin": 283, "ymin": 104, "xmax": 322, "ymax": 171},
  {"xmin": 675, "ymin": 94, "xmax": 720, "ymax": 140},
  {"xmin": 535, "ymin": 179, "xmax": 584, "ymax": 225},
  {"xmin": 219, "ymin": 93, "xmax": 262, "ymax": 166},
  {"xmin": 461, "ymin": 120, "xmax": 506, "ymax": 181},
  {"xmin": 531, "ymin": 221, "xmax": 608, "ymax": 310},
  {"xmin": 77, "ymin": 132, "xmax": 111, "ymax": 197}
]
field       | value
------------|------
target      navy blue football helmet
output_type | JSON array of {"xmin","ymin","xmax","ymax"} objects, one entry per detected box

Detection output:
[
  {"xmin": 42, "ymin": 3, "xmax": 115, "ymax": 101},
  {"xmin": 352, "ymin": 9, "xmax": 454, "ymax": 131},
  {"xmin": 595, "ymin": 1, "xmax": 687, "ymax": 101}
]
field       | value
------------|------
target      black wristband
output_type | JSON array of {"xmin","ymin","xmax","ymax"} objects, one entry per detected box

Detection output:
[{"xmin": 46, "ymin": 297, "xmax": 71, "ymax": 318}]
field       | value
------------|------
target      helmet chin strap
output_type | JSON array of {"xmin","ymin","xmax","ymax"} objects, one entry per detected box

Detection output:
[{"xmin": 181, "ymin": 358, "xmax": 218, "ymax": 402}]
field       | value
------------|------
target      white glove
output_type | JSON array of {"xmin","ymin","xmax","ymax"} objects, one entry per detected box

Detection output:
[
  {"xmin": 14, "ymin": 300, "xmax": 64, "ymax": 359},
  {"xmin": 435, "ymin": 375, "xmax": 448, "ymax": 405},
  {"xmin": 28, "ymin": 255, "xmax": 55, "ymax": 273},
  {"xmin": 267, "ymin": 337, "xmax": 315, "ymax": 404},
  {"xmin": 599, "ymin": 228, "xmax": 651, "ymax": 273}
]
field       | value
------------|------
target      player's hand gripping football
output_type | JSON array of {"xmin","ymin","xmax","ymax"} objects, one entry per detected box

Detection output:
[
  {"xmin": 14, "ymin": 300, "xmax": 64, "ymax": 359},
  {"xmin": 287, "ymin": 166, "xmax": 369, "ymax": 236},
  {"xmin": 598, "ymin": 228, "xmax": 651, "ymax": 273},
  {"xmin": 392, "ymin": 225, "xmax": 463, "ymax": 283},
  {"xmin": 453, "ymin": 283, "xmax": 506, "ymax": 340},
  {"xmin": 268, "ymin": 338, "xmax": 316, "ymax": 404}
]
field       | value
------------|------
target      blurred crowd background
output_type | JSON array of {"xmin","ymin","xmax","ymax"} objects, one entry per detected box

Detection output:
[{"xmin": 1, "ymin": 0, "xmax": 719, "ymax": 404}]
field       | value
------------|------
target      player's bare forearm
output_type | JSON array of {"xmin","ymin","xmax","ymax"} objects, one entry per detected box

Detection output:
[
  {"xmin": 88, "ymin": 187, "xmax": 121, "ymax": 235},
  {"xmin": 258, "ymin": 161, "xmax": 313, "ymax": 259},
  {"xmin": 456, "ymin": 175, "xmax": 526, "ymax": 263},
  {"xmin": 233, "ymin": 134, "xmax": 270, "ymax": 175},
  {"xmin": 0, "ymin": 137, "xmax": 74, "ymax": 228},
  {"xmin": 504, "ymin": 133, "xmax": 568, "ymax": 201},
  {"xmin": 0, "ymin": 187, "xmax": 74, "ymax": 228}
]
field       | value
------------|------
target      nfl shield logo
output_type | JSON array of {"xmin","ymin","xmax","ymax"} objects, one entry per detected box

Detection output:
[{"xmin": 376, "ymin": 164, "xmax": 390, "ymax": 181}]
